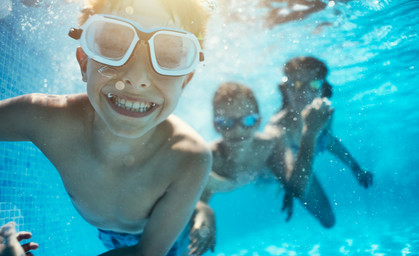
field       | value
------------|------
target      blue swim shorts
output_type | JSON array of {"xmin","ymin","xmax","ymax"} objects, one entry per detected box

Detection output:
[{"xmin": 98, "ymin": 225, "xmax": 190, "ymax": 256}]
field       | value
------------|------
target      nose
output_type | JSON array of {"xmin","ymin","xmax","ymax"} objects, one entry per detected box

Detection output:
[{"xmin": 120, "ymin": 43, "xmax": 152, "ymax": 90}]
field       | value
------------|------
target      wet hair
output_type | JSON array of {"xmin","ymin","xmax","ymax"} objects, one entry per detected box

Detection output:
[
  {"xmin": 280, "ymin": 56, "xmax": 333, "ymax": 109},
  {"xmin": 78, "ymin": 0, "xmax": 210, "ymax": 47},
  {"xmin": 213, "ymin": 82, "xmax": 259, "ymax": 114}
]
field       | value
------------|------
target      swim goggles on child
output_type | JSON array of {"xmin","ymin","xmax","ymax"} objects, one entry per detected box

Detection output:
[
  {"xmin": 214, "ymin": 114, "xmax": 260, "ymax": 130},
  {"xmin": 69, "ymin": 14, "xmax": 204, "ymax": 76},
  {"xmin": 292, "ymin": 80, "xmax": 323, "ymax": 91}
]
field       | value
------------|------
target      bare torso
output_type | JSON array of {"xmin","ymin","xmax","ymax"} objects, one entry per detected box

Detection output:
[
  {"xmin": 13, "ymin": 94, "xmax": 209, "ymax": 234},
  {"xmin": 208, "ymin": 133, "xmax": 276, "ymax": 192}
]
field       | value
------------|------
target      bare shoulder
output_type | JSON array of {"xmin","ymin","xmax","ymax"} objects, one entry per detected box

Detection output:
[
  {"xmin": 7, "ymin": 93, "xmax": 90, "ymax": 114},
  {"xmin": 27, "ymin": 93, "xmax": 92, "ymax": 132},
  {"xmin": 0, "ymin": 93, "xmax": 91, "ymax": 141},
  {"xmin": 264, "ymin": 110, "xmax": 288, "ymax": 138},
  {"xmin": 161, "ymin": 115, "xmax": 212, "ymax": 171},
  {"xmin": 254, "ymin": 132, "xmax": 277, "ymax": 150}
]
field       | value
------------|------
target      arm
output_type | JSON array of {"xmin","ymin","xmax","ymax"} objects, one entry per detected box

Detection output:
[
  {"xmin": 267, "ymin": 99, "xmax": 333, "ymax": 221},
  {"xmin": 265, "ymin": 0, "xmax": 327, "ymax": 26},
  {"xmin": 0, "ymin": 94, "xmax": 70, "ymax": 142},
  {"xmin": 100, "ymin": 150, "xmax": 211, "ymax": 256},
  {"xmin": 188, "ymin": 201, "xmax": 216, "ymax": 256},
  {"xmin": 0, "ymin": 94, "xmax": 42, "ymax": 141},
  {"xmin": 287, "ymin": 98, "xmax": 334, "ymax": 197},
  {"xmin": 326, "ymin": 135, "xmax": 373, "ymax": 188},
  {"xmin": 200, "ymin": 171, "xmax": 237, "ymax": 203}
]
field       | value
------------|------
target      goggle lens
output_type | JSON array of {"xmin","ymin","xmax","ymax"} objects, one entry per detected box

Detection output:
[
  {"xmin": 153, "ymin": 33, "xmax": 198, "ymax": 71},
  {"xmin": 85, "ymin": 20, "xmax": 135, "ymax": 61},
  {"xmin": 214, "ymin": 114, "xmax": 260, "ymax": 130},
  {"xmin": 241, "ymin": 114, "xmax": 259, "ymax": 127}
]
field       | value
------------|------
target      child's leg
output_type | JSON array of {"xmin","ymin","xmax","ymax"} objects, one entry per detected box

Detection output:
[{"xmin": 299, "ymin": 174, "xmax": 335, "ymax": 228}]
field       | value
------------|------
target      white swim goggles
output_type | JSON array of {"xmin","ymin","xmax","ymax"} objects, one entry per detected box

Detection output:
[{"xmin": 69, "ymin": 14, "xmax": 204, "ymax": 76}]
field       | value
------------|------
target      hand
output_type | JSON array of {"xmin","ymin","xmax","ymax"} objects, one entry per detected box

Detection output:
[
  {"xmin": 189, "ymin": 224, "xmax": 216, "ymax": 256},
  {"xmin": 302, "ymin": 98, "xmax": 334, "ymax": 135},
  {"xmin": 281, "ymin": 191, "xmax": 294, "ymax": 222},
  {"xmin": 189, "ymin": 202, "xmax": 216, "ymax": 255},
  {"xmin": 0, "ymin": 222, "xmax": 38, "ymax": 256},
  {"xmin": 354, "ymin": 168, "xmax": 373, "ymax": 188}
]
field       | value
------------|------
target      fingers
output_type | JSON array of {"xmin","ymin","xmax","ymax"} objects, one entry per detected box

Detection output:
[
  {"xmin": 21, "ymin": 242, "xmax": 39, "ymax": 253},
  {"xmin": 0, "ymin": 222, "xmax": 38, "ymax": 256},
  {"xmin": 285, "ymin": 197, "xmax": 294, "ymax": 222},
  {"xmin": 0, "ymin": 222, "xmax": 18, "ymax": 246},
  {"xmin": 359, "ymin": 171, "xmax": 373, "ymax": 189},
  {"xmin": 16, "ymin": 232, "xmax": 32, "ymax": 242},
  {"xmin": 281, "ymin": 192, "xmax": 294, "ymax": 222},
  {"xmin": 189, "ymin": 228, "xmax": 216, "ymax": 256}
]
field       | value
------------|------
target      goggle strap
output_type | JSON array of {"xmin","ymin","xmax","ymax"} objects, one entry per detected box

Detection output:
[{"xmin": 69, "ymin": 28, "xmax": 82, "ymax": 40}]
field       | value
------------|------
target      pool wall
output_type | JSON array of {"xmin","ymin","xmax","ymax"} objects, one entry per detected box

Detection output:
[{"xmin": 0, "ymin": 12, "xmax": 105, "ymax": 256}]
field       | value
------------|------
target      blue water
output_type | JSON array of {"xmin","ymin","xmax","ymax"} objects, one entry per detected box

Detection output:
[{"xmin": 0, "ymin": 0, "xmax": 418, "ymax": 255}]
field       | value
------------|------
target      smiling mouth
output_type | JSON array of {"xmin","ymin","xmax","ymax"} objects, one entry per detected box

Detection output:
[{"xmin": 106, "ymin": 93, "xmax": 158, "ymax": 117}]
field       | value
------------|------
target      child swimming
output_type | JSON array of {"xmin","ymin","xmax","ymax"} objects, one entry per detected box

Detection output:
[
  {"xmin": 266, "ymin": 56, "xmax": 373, "ymax": 227},
  {"xmin": 188, "ymin": 80, "xmax": 337, "ymax": 254},
  {"xmin": 0, "ymin": 0, "xmax": 212, "ymax": 255},
  {"xmin": 188, "ymin": 82, "xmax": 276, "ymax": 255}
]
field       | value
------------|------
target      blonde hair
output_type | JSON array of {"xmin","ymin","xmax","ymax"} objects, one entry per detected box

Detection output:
[{"xmin": 78, "ymin": 0, "xmax": 210, "ymax": 46}]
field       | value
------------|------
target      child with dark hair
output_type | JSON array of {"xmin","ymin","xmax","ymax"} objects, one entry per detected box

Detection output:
[
  {"xmin": 266, "ymin": 56, "xmax": 373, "ymax": 228},
  {"xmin": 188, "ymin": 82, "xmax": 276, "ymax": 255},
  {"xmin": 188, "ymin": 80, "xmax": 334, "ymax": 254}
]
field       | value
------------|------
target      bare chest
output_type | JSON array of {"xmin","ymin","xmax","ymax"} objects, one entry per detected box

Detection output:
[
  {"xmin": 214, "ymin": 152, "xmax": 267, "ymax": 185},
  {"xmin": 48, "ymin": 149, "xmax": 171, "ymax": 233}
]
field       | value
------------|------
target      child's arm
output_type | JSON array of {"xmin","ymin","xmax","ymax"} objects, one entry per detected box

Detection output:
[
  {"xmin": 0, "ymin": 94, "xmax": 69, "ymax": 142},
  {"xmin": 287, "ymin": 98, "xmax": 334, "ymax": 197},
  {"xmin": 0, "ymin": 94, "xmax": 44, "ymax": 141},
  {"xmin": 268, "ymin": 98, "xmax": 333, "ymax": 221},
  {"xmin": 326, "ymin": 136, "xmax": 373, "ymax": 188}
]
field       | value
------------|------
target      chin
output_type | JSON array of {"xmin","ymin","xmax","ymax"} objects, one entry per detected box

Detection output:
[
  {"xmin": 226, "ymin": 136, "xmax": 252, "ymax": 143},
  {"xmin": 107, "ymin": 124, "xmax": 152, "ymax": 139}
]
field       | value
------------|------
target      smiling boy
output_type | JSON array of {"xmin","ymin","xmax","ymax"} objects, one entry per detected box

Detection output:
[{"xmin": 0, "ymin": 1, "xmax": 212, "ymax": 255}]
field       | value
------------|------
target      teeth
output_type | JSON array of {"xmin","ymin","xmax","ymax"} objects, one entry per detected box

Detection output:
[
  {"xmin": 132, "ymin": 102, "xmax": 140, "ymax": 110},
  {"xmin": 125, "ymin": 101, "xmax": 133, "ymax": 108},
  {"xmin": 107, "ymin": 94, "xmax": 156, "ymax": 113}
]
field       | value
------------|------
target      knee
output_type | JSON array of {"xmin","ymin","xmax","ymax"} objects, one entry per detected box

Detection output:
[{"xmin": 320, "ymin": 214, "xmax": 335, "ymax": 229}]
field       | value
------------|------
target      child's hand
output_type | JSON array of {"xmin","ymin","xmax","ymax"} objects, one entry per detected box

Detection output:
[
  {"xmin": 0, "ymin": 222, "xmax": 38, "ymax": 256},
  {"xmin": 188, "ymin": 223, "xmax": 216, "ymax": 256},
  {"xmin": 281, "ymin": 191, "xmax": 294, "ymax": 222},
  {"xmin": 354, "ymin": 168, "xmax": 373, "ymax": 188},
  {"xmin": 302, "ymin": 98, "xmax": 334, "ymax": 135},
  {"xmin": 189, "ymin": 203, "xmax": 216, "ymax": 256}
]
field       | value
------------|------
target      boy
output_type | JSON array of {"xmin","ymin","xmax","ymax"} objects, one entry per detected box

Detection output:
[
  {"xmin": 189, "ymin": 82, "xmax": 274, "ymax": 255},
  {"xmin": 0, "ymin": 0, "xmax": 212, "ymax": 255}
]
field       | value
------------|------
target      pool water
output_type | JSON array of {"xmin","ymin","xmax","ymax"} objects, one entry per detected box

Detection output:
[{"xmin": 1, "ymin": 0, "xmax": 418, "ymax": 255}]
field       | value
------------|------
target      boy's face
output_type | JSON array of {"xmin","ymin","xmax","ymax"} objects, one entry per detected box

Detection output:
[
  {"xmin": 80, "ymin": 0, "xmax": 194, "ymax": 138},
  {"xmin": 213, "ymin": 96, "xmax": 260, "ymax": 144}
]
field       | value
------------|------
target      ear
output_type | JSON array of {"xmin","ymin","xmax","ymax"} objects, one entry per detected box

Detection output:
[
  {"xmin": 182, "ymin": 72, "xmax": 195, "ymax": 89},
  {"xmin": 256, "ymin": 116, "xmax": 262, "ymax": 129},
  {"xmin": 213, "ymin": 121, "xmax": 221, "ymax": 133},
  {"xmin": 76, "ymin": 47, "xmax": 88, "ymax": 82}
]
